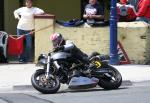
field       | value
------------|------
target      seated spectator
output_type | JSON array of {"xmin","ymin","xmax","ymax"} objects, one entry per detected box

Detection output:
[
  {"xmin": 83, "ymin": 0, "xmax": 104, "ymax": 26},
  {"xmin": 117, "ymin": 0, "xmax": 137, "ymax": 22},
  {"xmin": 136, "ymin": 0, "xmax": 150, "ymax": 24}
]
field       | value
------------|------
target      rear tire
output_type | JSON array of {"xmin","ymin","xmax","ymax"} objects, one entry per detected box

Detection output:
[
  {"xmin": 31, "ymin": 69, "xmax": 60, "ymax": 94},
  {"xmin": 98, "ymin": 66, "xmax": 122, "ymax": 90}
]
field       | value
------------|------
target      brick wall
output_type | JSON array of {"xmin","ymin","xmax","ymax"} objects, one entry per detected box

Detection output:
[
  {"xmin": 35, "ymin": 17, "xmax": 150, "ymax": 64},
  {"xmin": 118, "ymin": 22, "xmax": 150, "ymax": 64},
  {"xmin": 55, "ymin": 25, "xmax": 110, "ymax": 55}
]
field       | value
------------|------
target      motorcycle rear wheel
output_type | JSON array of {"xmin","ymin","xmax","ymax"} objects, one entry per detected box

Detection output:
[
  {"xmin": 98, "ymin": 65, "xmax": 122, "ymax": 90},
  {"xmin": 31, "ymin": 69, "xmax": 60, "ymax": 94}
]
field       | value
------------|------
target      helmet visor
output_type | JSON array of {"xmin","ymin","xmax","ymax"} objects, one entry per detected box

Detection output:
[{"xmin": 52, "ymin": 38, "xmax": 62, "ymax": 47}]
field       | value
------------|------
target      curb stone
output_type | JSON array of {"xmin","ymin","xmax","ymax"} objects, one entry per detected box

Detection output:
[{"xmin": 12, "ymin": 80, "xmax": 133, "ymax": 91}]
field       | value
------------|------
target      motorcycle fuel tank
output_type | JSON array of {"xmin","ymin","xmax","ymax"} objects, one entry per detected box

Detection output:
[{"xmin": 51, "ymin": 52, "xmax": 71, "ymax": 60}]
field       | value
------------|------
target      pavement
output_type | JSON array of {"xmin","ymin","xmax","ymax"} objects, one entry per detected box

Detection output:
[{"xmin": 0, "ymin": 63, "xmax": 150, "ymax": 91}]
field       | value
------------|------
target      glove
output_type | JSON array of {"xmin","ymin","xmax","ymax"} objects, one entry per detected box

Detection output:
[{"xmin": 53, "ymin": 46, "xmax": 64, "ymax": 52}]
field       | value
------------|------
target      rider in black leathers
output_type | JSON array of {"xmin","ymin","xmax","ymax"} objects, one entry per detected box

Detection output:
[
  {"xmin": 50, "ymin": 33, "xmax": 90, "ymax": 64},
  {"xmin": 50, "ymin": 33, "xmax": 109, "ymax": 76}
]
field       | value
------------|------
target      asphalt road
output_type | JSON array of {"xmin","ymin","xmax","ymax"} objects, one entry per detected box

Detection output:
[{"xmin": 0, "ymin": 82, "xmax": 150, "ymax": 103}]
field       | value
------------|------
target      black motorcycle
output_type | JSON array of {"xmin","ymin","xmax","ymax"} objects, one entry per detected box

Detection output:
[{"xmin": 31, "ymin": 50, "xmax": 122, "ymax": 94}]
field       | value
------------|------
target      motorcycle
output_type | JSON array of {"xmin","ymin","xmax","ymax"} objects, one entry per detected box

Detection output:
[{"xmin": 31, "ymin": 50, "xmax": 122, "ymax": 94}]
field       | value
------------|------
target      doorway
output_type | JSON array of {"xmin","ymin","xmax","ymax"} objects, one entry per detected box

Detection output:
[{"xmin": 0, "ymin": 0, "xmax": 4, "ymax": 30}]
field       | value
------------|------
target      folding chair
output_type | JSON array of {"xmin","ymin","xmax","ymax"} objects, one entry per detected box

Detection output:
[{"xmin": 0, "ymin": 31, "xmax": 8, "ymax": 58}]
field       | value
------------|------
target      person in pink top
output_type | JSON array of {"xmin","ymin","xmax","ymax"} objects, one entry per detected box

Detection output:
[{"xmin": 136, "ymin": 0, "xmax": 150, "ymax": 23}]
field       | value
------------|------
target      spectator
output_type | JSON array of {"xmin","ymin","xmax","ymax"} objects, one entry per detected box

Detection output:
[
  {"xmin": 83, "ymin": 0, "xmax": 104, "ymax": 26},
  {"xmin": 117, "ymin": 0, "xmax": 137, "ymax": 22},
  {"xmin": 136, "ymin": 0, "xmax": 150, "ymax": 24},
  {"xmin": 14, "ymin": 0, "xmax": 44, "ymax": 63}
]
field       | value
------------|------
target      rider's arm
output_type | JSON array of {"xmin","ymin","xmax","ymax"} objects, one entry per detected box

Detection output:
[{"xmin": 63, "ymin": 40, "xmax": 75, "ymax": 51}]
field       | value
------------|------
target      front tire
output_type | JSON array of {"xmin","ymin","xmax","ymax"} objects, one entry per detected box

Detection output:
[
  {"xmin": 31, "ymin": 69, "xmax": 60, "ymax": 94},
  {"xmin": 98, "ymin": 66, "xmax": 122, "ymax": 90}
]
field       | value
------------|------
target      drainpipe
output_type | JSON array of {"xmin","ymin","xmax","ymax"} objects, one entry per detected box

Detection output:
[{"xmin": 109, "ymin": 0, "xmax": 119, "ymax": 65}]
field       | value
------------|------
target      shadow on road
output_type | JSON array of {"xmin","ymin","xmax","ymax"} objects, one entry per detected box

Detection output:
[{"xmin": 41, "ymin": 87, "xmax": 129, "ymax": 95}]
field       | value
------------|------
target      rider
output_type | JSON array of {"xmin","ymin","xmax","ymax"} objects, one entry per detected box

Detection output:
[
  {"xmin": 50, "ymin": 33, "xmax": 89, "ymax": 64},
  {"xmin": 49, "ymin": 33, "xmax": 109, "ymax": 76}
]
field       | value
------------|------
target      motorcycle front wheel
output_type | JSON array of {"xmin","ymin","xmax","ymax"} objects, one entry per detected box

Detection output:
[
  {"xmin": 31, "ymin": 69, "xmax": 60, "ymax": 94},
  {"xmin": 98, "ymin": 65, "xmax": 122, "ymax": 90}
]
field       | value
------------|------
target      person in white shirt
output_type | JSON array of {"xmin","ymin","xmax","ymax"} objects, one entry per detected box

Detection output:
[{"xmin": 14, "ymin": 0, "xmax": 44, "ymax": 63}]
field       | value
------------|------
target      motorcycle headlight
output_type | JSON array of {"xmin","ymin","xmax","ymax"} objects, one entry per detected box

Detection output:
[{"xmin": 37, "ymin": 54, "xmax": 47, "ymax": 66}]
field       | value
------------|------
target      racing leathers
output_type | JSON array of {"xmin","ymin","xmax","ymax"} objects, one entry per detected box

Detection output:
[{"xmin": 53, "ymin": 39, "xmax": 89, "ymax": 64}]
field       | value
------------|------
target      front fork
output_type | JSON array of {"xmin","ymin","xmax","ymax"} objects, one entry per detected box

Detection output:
[
  {"xmin": 45, "ymin": 53, "xmax": 61, "ymax": 79},
  {"xmin": 46, "ymin": 53, "xmax": 51, "ymax": 79}
]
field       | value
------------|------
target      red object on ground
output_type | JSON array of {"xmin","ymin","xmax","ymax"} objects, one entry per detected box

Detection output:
[{"xmin": 7, "ymin": 35, "xmax": 25, "ymax": 56}]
